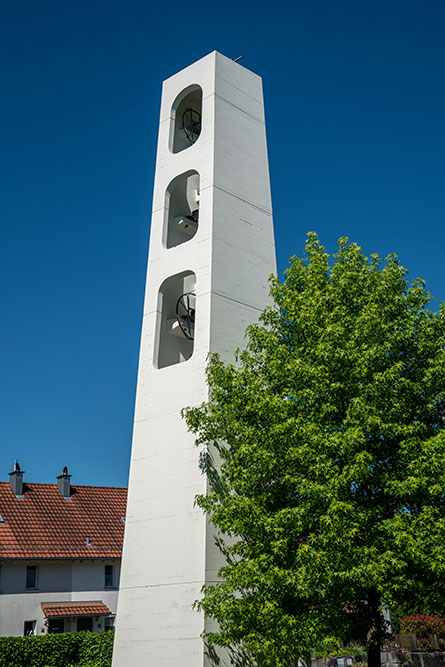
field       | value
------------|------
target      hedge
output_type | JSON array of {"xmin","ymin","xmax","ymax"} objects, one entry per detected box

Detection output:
[
  {"xmin": 0, "ymin": 631, "xmax": 114, "ymax": 667},
  {"xmin": 79, "ymin": 632, "xmax": 114, "ymax": 667},
  {"xmin": 400, "ymin": 614, "xmax": 445, "ymax": 651},
  {"xmin": 400, "ymin": 614, "xmax": 445, "ymax": 638}
]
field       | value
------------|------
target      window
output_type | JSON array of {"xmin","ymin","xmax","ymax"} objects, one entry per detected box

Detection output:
[
  {"xmin": 155, "ymin": 271, "xmax": 196, "ymax": 369},
  {"xmin": 170, "ymin": 85, "xmax": 202, "ymax": 153},
  {"xmin": 24, "ymin": 620, "xmax": 36, "ymax": 636},
  {"xmin": 164, "ymin": 171, "xmax": 200, "ymax": 248},
  {"xmin": 104, "ymin": 564, "xmax": 113, "ymax": 588},
  {"xmin": 26, "ymin": 565, "xmax": 37, "ymax": 589},
  {"xmin": 48, "ymin": 618, "xmax": 64, "ymax": 634},
  {"xmin": 104, "ymin": 616, "xmax": 115, "ymax": 631},
  {"xmin": 77, "ymin": 617, "xmax": 92, "ymax": 632}
]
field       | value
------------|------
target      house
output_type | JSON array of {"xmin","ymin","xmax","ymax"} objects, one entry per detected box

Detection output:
[{"xmin": 0, "ymin": 461, "xmax": 127, "ymax": 636}]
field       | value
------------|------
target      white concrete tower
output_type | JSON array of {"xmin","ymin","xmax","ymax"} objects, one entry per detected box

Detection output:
[{"xmin": 113, "ymin": 51, "xmax": 276, "ymax": 667}]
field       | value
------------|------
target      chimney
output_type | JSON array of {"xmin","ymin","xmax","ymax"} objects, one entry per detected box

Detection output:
[
  {"xmin": 57, "ymin": 466, "xmax": 72, "ymax": 499},
  {"xmin": 9, "ymin": 460, "xmax": 24, "ymax": 497}
]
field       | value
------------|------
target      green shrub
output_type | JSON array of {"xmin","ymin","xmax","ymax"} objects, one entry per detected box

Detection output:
[
  {"xmin": 79, "ymin": 631, "xmax": 114, "ymax": 667},
  {"xmin": 400, "ymin": 614, "xmax": 445, "ymax": 651},
  {"xmin": 400, "ymin": 614, "xmax": 445, "ymax": 638},
  {"xmin": 313, "ymin": 639, "xmax": 367, "ymax": 660},
  {"xmin": 0, "ymin": 631, "xmax": 114, "ymax": 667}
]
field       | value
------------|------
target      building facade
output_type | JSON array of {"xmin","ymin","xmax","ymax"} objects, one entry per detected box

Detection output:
[
  {"xmin": 113, "ymin": 51, "xmax": 276, "ymax": 666},
  {"xmin": 0, "ymin": 462, "xmax": 127, "ymax": 636}
]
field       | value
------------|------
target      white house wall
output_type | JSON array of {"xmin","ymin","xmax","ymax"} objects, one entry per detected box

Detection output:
[{"xmin": 0, "ymin": 560, "xmax": 120, "ymax": 636}]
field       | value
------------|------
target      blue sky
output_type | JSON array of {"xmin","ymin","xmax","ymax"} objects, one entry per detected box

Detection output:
[{"xmin": 1, "ymin": 0, "xmax": 444, "ymax": 488}]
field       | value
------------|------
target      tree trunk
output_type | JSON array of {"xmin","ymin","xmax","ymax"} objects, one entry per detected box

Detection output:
[
  {"xmin": 367, "ymin": 592, "xmax": 383, "ymax": 667},
  {"xmin": 367, "ymin": 638, "xmax": 381, "ymax": 667}
]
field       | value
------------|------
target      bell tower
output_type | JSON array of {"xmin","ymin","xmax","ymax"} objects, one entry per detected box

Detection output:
[{"xmin": 112, "ymin": 51, "xmax": 276, "ymax": 666}]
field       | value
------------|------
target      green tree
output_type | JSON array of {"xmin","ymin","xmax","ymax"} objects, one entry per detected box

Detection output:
[{"xmin": 183, "ymin": 234, "xmax": 445, "ymax": 667}]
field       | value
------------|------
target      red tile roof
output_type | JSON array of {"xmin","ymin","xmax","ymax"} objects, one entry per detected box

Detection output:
[
  {"xmin": 41, "ymin": 602, "xmax": 112, "ymax": 618},
  {"xmin": 0, "ymin": 482, "xmax": 127, "ymax": 559}
]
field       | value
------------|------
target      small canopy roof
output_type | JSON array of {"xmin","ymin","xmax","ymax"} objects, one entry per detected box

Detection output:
[{"xmin": 41, "ymin": 602, "xmax": 112, "ymax": 618}]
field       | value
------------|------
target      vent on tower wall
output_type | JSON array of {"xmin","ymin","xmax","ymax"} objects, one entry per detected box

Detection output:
[
  {"xmin": 155, "ymin": 271, "xmax": 196, "ymax": 369},
  {"xmin": 170, "ymin": 85, "xmax": 202, "ymax": 154},
  {"xmin": 164, "ymin": 170, "xmax": 200, "ymax": 248}
]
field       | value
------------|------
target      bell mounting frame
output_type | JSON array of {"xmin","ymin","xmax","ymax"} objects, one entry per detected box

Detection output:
[
  {"xmin": 182, "ymin": 108, "xmax": 201, "ymax": 145},
  {"xmin": 176, "ymin": 292, "xmax": 196, "ymax": 340}
]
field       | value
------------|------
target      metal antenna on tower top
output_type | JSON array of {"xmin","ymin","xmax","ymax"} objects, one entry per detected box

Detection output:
[{"xmin": 233, "ymin": 55, "xmax": 244, "ymax": 63}]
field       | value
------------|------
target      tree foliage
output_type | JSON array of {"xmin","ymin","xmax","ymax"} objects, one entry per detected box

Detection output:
[{"xmin": 183, "ymin": 234, "xmax": 445, "ymax": 667}]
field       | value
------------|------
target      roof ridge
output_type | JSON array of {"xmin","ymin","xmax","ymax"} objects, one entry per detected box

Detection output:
[{"xmin": 0, "ymin": 481, "xmax": 127, "ymax": 490}]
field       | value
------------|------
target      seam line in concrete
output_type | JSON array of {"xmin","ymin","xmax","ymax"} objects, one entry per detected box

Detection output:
[
  {"xmin": 211, "ymin": 290, "xmax": 264, "ymax": 313},
  {"xmin": 215, "ymin": 93, "xmax": 263, "ymax": 123},
  {"xmin": 119, "ymin": 580, "xmax": 208, "ymax": 591},
  {"xmin": 213, "ymin": 184, "xmax": 272, "ymax": 215}
]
